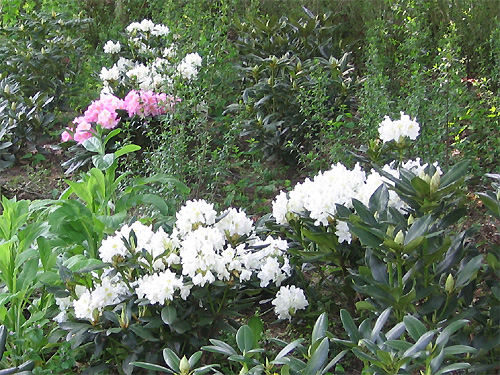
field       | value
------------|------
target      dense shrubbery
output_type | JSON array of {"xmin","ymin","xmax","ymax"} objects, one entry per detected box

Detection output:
[{"xmin": 0, "ymin": 0, "xmax": 499, "ymax": 374}]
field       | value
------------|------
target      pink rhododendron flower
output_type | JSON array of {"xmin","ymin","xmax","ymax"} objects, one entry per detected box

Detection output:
[
  {"xmin": 61, "ymin": 129, "xmax": 73, "ymax": 142},
  {"xmin": 73, "ymin": 117, "xmax": 94, "ymax": 143},
  {"xmin": 84, "ymin": 95, "xmax": 124, "ymax": 125},
  {"xmin": 97, "ymin": 108, "xmax": 120, "ymax": 129},
  {"xmin": 123, "ymin": 90, "xmax": 142, "ymax": 117},
  {"xmin": 61, "ymin": 90, "xmax": 180, "ymax": 144}
]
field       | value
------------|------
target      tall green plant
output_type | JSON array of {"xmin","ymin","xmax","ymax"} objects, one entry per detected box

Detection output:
[{"xmin": 0, "ymin": 197, "xmax": 56, "ymax": 368}]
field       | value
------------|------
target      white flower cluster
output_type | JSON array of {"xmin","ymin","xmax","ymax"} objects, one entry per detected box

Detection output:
[
  {"xmin": 103, "ymin": 40, "xmax": 121, "ymax": 54},
  {"xmin": 177, "ymin": 52, "xmax": 203, "ymax": 80},
  {"xmin": 72, "ymin": 275, "xmax": 128, "ymax": 322},
  {"xmin": 272, "ymin": 285, "xmax": 309, "ymax": 320},
  {"xmin": 378, "ymin": 111, "xmax": 420, "ymax": 143},
  {"xmin": 272, "ymin": 159, "xmax": 441, "ymax": 243},
  {"xmin": 59, "ymin": 200, "xmax": 300, "ymax": 322},
  {"xmin": 99, "ymin": 20, "xmax": 202, "ymax": 94}
]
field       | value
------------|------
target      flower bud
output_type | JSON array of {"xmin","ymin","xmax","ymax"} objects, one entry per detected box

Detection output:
[
  {"xmin": 119, "ymin": 307, "xmax": 129, "ymax": 329},
  {"xmin": 179, "ymin": 356, "xmax": 190, "ymax": 374},
  {"xmin": 407, "ymin": 215, "xmax": 415, "ymax": 226},
  {"xmin": 394, "ymin": 230, "xmax": 404, "ymax": 246},
  {"xmin": 430, "ymin": 170, "xmax": 441, "ymax": 194},
  {"xmin": 445, "ymin": 273, "xmax": 454, "ymax": 293},
  {"xmin": 4, "ymin": 84, "xmax": 10, "ymax": 95}
]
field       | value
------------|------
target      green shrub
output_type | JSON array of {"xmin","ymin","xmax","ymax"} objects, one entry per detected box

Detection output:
[
  {"xmin": 228, "ymin": 8, "xmax": 356, "ymax": 164},
  {"xmin": 0, "ymin": 11, "xmax": 90, "ymax": 163}
]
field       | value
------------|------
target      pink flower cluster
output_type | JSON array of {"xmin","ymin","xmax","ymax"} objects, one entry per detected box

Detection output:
[
  {"xmin": 62, "ymin": 91, "xmax": 179, "ymax": 144},
  {"xmin": 123, "ymin": 90, "xmax": 180, "ymax": 118}
]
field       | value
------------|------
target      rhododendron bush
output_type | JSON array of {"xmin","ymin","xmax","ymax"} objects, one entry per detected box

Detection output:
[
  {"xmin": 99, "ymin": 19, "xmax": 203, "ymax": 95},
  {"xmin": 55, "ymin": 199, "xmax": 307, "ymax": 371}
]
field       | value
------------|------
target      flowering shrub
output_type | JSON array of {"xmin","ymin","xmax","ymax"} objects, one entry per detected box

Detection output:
[
  {"xmin": 56, "ymin": 199, "xmax": 306, "ymax": 373},
  {"xmin": 61, "ymin": 90, "xmax": 179, "ymax": 144},
  {"xmin": 99, "ymin": 19, "xmax": 203, "ymax": 96},
  {"xmin": 272, "ymin": 158, "xmax": 439, "ymax": 233}
]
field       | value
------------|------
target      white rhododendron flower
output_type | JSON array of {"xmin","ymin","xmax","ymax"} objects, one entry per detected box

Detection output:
[
  {"xmin": 103, "ymin": 40, "xmax": 121, "ymax": 54},
  {"xmin": 135, "ymin": 270, "xmax": 184, "ymax": 305},
  {"xmin": 58, "ymin": 198, "xmax": 301, "ymax": 325},
  {"xmin": 99, "ymin": 66, "xmax": 120, "ymax": 82},
  {"xmin": 272, "ymin": 158, "xmax": 440, "ymax": 244},
  {"xmin": 176, "ymin": 199, "xmax": 217, "ymax": 235},
  {"xmin": 177, "ymin": 52, "xmax": 202, "ymax": 79},
  {"xmin": 73, "ymin": 276, "xmax": 128, "ymax": 321},
  {"xmin": 152, "ymin": 24, "xmax": 170, "ymax": 36},
  {"xmin": 215, "ymin": 208, "xmax": 254, "ymax": 238},
  {"xmin": 272, "ymin": 286, "xmax": 309, "ymax": 320},
  {"xmin": 378, "ymin": 111, "xmax": 420, "ymax": 143},
  {"xmin": 335, "ymin": 221, "xmax": 352, "ymax": 244}
]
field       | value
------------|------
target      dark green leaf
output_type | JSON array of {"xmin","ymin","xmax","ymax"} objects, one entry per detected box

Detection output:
[{"xmin": 161, "ymin": 305, "xmax": 177, "ymax": 325}]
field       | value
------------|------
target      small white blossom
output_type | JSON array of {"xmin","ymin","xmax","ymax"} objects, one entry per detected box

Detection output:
[
  {"xmin": 135, "ymin": 270, "xmax": 183, "ymax": 305},
  {"xmin": 152, "ymin": 24, "xmax": 170, "ymax": 36},
  {"xmin": 177, "ymin": 52, "xmax": 202, "ymax": 80},
  {"xmin": 272, "ymin": 286, "xmax": 308, "ymax": 320},
  {"xmin": 378, "ymin": 111, "xmax": 420, "ymax": 143},
  {"xmin": 99, "ymin": 66, "xmax": 120, "ymax": 82},
  {"xmin": 176, "ymin": 199, "xmax": 217, "ymax": 235},
  {"xmin": 103, "ymin": 40, "xmax": 121, "ymax": 54}
]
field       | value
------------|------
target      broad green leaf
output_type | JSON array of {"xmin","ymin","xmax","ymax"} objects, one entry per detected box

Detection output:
[
  {"xmin": 304, "ymin": 337, "xmax": 329, "ymax": 375},
  {"xmin": 236, "ymin": 325, "xmax": 254, "ymax": 353},
  {"xmin": 435, "ymin": 319, "xmax": 468, "ymax": 347},
  {"xmin": 65, "ymin": 180, "xmax": 92, "ymax": 205},
  {"xmin": 161, "ymin": 305, "xmax": 177, "ymax": 325},
  {"xmin": 455, "ymin": 255, "xmax": 483, "ymax": 288},
  {"xmin": 17, "ymin": 257, "xmax": 39, "ymax": 292},
  {"xmin": 439, "ymin": 160, "xmax": 469, "ymax": 188},
  {"xmin": 115, "ymin": 144, "xmax": 141, "ymax": 158},
  {"xmin": 82, "ymin": 137, "xmax": 101, "ymax": 153},
  {"xmin": 352, "ymin": 199, "xmax": 378, "ymax": 227},
  {"xmin": 404, "ymin": 215, "xmax": 433, "ymax": 246},
  {"xmin": 188, "ymin": 352, "xmax": 202, "ymax": 368},
  {"xmin": 443, "ymin": 345, "xmax": 477, "ymax": 356},
  {"xmin": 403, "ymin": 331, "xmax": 435, "ymax": 358},
  {"xmin": 434, "ymin": 362, "xmax": 471, "ymax": 375},
  {"xmin": 92, "ymin": 153, "xmax": 115, "ymax": 170},
  {"xmin": 37, "ymin": 236, "xmax": 56, "ymax": 271},
  {"xmin": 275, "ymin": 339, "xmax": 305, "ymax": 360},
  {"xmin": 403, "ymin": 315, "xmax": 427, "ymax": 341},
  {"xmin": 385, "ymin": 340, "xmax": 412, "ymax": 351},
  {"xmin": 340, "ymin": 309, "xmax": 360, "ymax": 343},
  {"xmin": 371, "ymin": 308, "xmax": 392, "ymax": 342},
  {"xmin": 321, "ymin": 349, "xmax": 347, "ymax": 374},
  {"xmin": 129, "ymin": 325, "xmax": 159, "ymax": 341},
  {"xmin": 369, "ymin": 184, "xmax": 389, "ymax": 214},
  {"xmin": 162, "ymin": 348, "xmax": 180, "ymax": 372},
  {"xmin": 311, "ymin": 312, "xmax": 328, "ymax": 343},
  {"xmin": 131, "ymin": 362, "xmax": 172, "ymax": 373},
  {"xmin": 248, "ymin": 316, "xmax": 263, "ymax": 348},
  {"xmin": 355, "ymin": 300, "xmax": 377, "ymax": 312},
  {"xmin": 410, "ymin": 176, "xmax": 430, "ymax": 196},
  {"xmin": 202, "ymin": 339, "xmax": 238, "ymax": 356}
]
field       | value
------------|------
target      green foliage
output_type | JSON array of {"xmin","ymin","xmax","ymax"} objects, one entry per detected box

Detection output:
[
  {"xmin": 0, "ymin": 11, "xmax": 90, "ymax": 162},
  {"xmin": 0, "ymin": 197, "xmax": 58, "ymax": 370},
  {"xmin": 333, "ymin": 308, "xmax": 477, "ymax": 375},
  {"xmin": 357, "ymin": 0, "xmax": 500, "ymax": 172},
  {"xmin": 200, "ymin": 312, "xmax": 347, "ymax": 374},
  {"xmin": 0, "ymin": 325, "xmax": 34, "ymax": 374},
  {"xmin": 54, "ymin": 129, "xmax": 188, "ymax": 259},
  {"xmin": 228, "ymin": 8, "xmax": 356, "ymax": 164}
]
